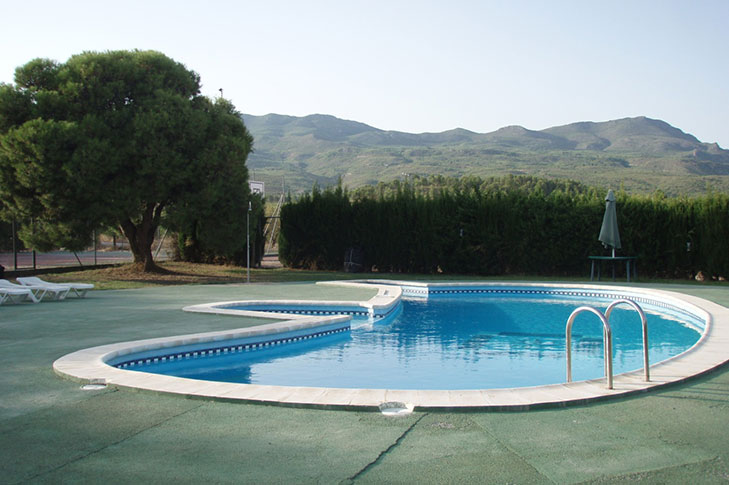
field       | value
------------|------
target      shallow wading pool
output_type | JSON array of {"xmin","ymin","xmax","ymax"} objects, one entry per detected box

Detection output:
[{"xmin": 54, "ymin": 281, "xmax": 729, "ymax": 410}]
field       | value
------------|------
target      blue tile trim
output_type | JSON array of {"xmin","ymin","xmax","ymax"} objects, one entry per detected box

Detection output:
[
  {"xmin": 420, "ymin": 287, "xmax": 705, "ymax": 331},
  {"xmin": 251, "ymin": 308, "xmax": 373, "ymax": 317},
  {"xmin": 113, "ymin": 326, "xmax": 350, "ymax": 369},
  {"xmin": 223, "ymin": 304, "xmax": 398, "ymax": 319}
]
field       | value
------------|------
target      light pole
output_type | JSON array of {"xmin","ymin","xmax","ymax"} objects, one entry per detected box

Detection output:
[
  {"xmin": 246, "ymin": 200, "xmax": 251, "ymax": 283},
  {"xmin": 11, "ymin": 220, "xmax": 17, "ymax": 271}
]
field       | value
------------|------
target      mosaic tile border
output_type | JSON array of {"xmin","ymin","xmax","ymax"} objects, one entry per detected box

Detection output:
[
  {"xmin": 227, "ymin": 304, "xmax": 398, "ymax": 319},
  {"xmin": 241, "ymin": 307, "xmax": 371, "ymax": 317},
  {"xmin": 419, "ymin": 286, "xmax": 705, "ymax": 331},
  {"xmin": 114, "ymin": 326, "xmax": 349, "ymax": 369}
]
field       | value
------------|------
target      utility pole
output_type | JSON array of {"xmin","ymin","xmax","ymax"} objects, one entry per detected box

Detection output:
[{"xmin": 246, "ymin": 200, "xmax": 251, "ymax": 283}]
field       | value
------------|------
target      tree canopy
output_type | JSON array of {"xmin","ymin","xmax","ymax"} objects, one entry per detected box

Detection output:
[{"xmin": 0, "ymin": 50, "xmax": 253, "ymax": 271}]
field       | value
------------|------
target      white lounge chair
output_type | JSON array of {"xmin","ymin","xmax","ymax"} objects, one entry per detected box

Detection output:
[
  {"xmin": 18, "ymin": 276, "xmax": 94, "ymax": 298},
  {"xmin": 0, "ymin": 287, "xmax": 41, "ymax": 304},
  {"xmin": 0, "ymin": 279, "xmax": 69, "ymax": 301}
]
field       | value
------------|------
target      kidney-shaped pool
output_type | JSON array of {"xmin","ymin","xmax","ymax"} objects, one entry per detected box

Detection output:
[
  {"xmin": 54, "ymin": 281, "xmax": 729, "ymax": 410},
  {"xmin": 112, "ymin": 292, "xmax": 702, "ymax": 390}
]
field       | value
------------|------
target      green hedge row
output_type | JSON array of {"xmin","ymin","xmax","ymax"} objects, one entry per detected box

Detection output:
[{"xmin": 279, "ymin": 183, "xmax": 729, "ymax": 278}]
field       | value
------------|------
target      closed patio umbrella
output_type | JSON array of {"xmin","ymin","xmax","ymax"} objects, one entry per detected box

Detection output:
[{"xmin": 599, "ymin": 189, "xmax": 621, "ymax": 257}]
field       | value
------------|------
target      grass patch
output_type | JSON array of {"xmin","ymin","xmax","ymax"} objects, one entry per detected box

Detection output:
[
  {"xmin": 32, "ymin": 262, "xmax": 365, "ymax": 290},
  {"xmin": 29, "ymin": 261, "xmax": 729, "ymax": 290}
]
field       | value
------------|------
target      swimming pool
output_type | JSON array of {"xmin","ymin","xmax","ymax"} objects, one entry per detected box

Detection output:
[
  {"xmin": 54, "ymin": 281, "xmax": 729, "ymax": 410},
  {"xmin": 115, "ymin": 293, "xmax": 701, "ymax": 390}
]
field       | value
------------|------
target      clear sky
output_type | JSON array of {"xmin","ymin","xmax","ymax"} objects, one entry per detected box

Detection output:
[{"xmin": 2, "ymin": 0, "xmax": 728, "ymax": 147}]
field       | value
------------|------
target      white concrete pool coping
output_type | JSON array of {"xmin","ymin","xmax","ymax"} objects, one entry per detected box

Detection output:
[{"xmin": 54, "ymin": 281, "xmax": 729, "ymax": 411}]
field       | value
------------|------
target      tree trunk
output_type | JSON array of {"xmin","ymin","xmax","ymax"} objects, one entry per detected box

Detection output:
[{"xmin": 119, "ymin": 202, "xmax": 164, "ymax": 272}]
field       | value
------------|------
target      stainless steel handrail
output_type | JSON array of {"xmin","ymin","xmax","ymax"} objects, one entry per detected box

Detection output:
[
  {"xmin": 605, "ymin": 299, "xmax": 649, "ymax": 381},
  {"xmin": 566, "ymin": 306, "xmax": 613, "ymax": 389}
]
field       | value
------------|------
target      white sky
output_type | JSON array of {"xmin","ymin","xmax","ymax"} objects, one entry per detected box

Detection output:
[{"xmin": 2, "ymin": 0, "xmax": 728, "ymax": 147}]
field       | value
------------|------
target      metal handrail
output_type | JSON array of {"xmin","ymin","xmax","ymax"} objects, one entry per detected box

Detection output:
[
  {"xmin": 566, "ymin": 306, "xmax": 613, "ymax": 389},
  {"xmin": 605, "ymin": 299, "xmax": 649, "ymax": 381}
]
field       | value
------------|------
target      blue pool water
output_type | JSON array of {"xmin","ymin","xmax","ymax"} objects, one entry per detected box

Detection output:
[{"xmin": 122, "ymin": 294, "xmax": 702, "ymax": 390}]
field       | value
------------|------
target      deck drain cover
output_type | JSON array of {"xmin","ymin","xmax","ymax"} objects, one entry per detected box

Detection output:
[
  {"xmin": 81, "ymin": 384, "xmax": 107, "ymax": 390},
  {"xmin": 379, "ymin": 401, "xmax": 414, "ymax": 416},
  {"xmin": 81, "ymin": 379, "xmax": 107, "ymax": 391}
]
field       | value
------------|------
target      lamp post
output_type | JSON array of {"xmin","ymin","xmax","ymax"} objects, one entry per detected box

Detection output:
[
  {"xmin": 246, "ymin": 200, "xmax": 251, "ymax": 283},
  {"xmin": 11, "ymin": 220, "xmax": 17, "ymax": 271}
]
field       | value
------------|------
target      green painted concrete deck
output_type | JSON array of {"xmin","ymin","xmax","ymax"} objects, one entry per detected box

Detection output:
[{"xmin": 2, "ymin": 282, "xmax": 729, "ymax": 483}]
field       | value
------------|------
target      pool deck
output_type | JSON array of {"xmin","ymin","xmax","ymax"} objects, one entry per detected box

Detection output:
[
  {"xmin": 54, "ymin": 281, "xmax": 729, "ymax": 411},
  {"xmin": 3, "ymin": 281, "xmax": 729, "ymax": 482}
]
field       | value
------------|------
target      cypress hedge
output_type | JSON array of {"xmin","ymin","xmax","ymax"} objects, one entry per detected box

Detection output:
[{"xmin": 279, "ymin": 180, "xmax": 729, "ymax": 279}]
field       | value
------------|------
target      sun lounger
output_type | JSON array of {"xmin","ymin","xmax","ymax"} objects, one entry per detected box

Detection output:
[
  {"xmin": 0, "ymin": 287, "xmax": 41, "ymax": 304},
  {"xmin": 0, "ymin": 279, "xmax": 69, "ymax": 301},
  {"xmin": 17, "ymin": 277, "xmax": 94, "ymax": 298}
]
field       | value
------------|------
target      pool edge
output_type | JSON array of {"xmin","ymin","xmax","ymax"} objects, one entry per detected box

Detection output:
[{"xmin": 53, "ymin": 281, "xmax": 729, "ymax": 411}]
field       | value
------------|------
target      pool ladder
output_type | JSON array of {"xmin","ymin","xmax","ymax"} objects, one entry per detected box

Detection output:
[{"xmin": 565, "ymin": 299, "xmax": 649, "ymax": 389}]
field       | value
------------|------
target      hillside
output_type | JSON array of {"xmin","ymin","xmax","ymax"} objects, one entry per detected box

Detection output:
[{"xmin": 242, "ymin": 114, "xmax": 729, "ymax": 197}]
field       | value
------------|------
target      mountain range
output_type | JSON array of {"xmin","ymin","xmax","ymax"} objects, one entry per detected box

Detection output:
[{"xmin": 241, "ymin": 114, "xmax": 729, "ymax": 196}]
